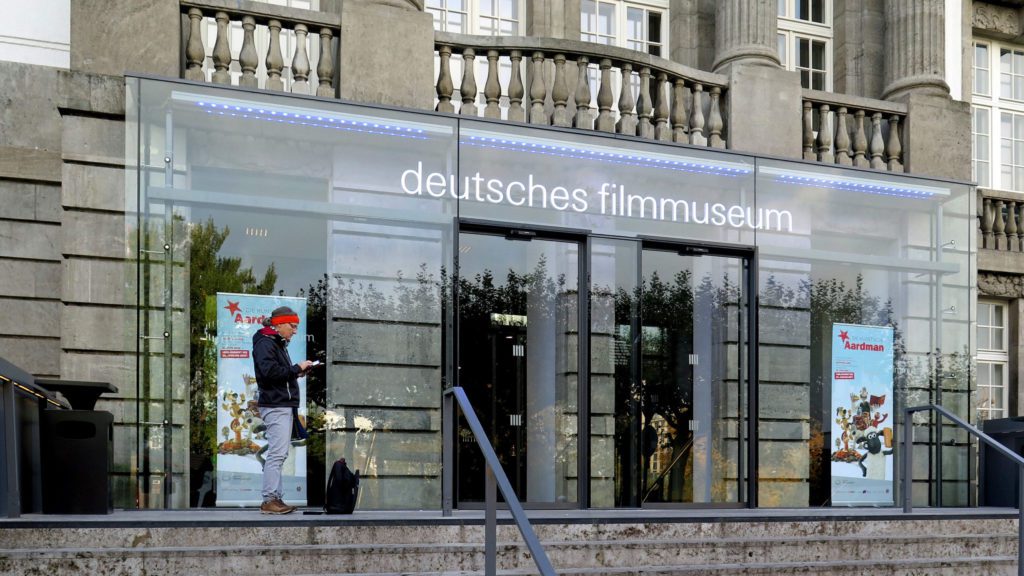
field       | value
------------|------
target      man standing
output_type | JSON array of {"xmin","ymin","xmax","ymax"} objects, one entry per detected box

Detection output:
[{"xmin": 252, "ymin": 306, "xmax": 312, "ymax": 514}]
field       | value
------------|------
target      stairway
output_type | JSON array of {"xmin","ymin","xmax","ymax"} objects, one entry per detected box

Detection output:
[{"xmin": 0, "ymin": 514, "xmax": 1018, "ymax": 575}]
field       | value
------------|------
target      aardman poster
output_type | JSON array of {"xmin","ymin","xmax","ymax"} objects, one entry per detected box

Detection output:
[
  {"xmin": 830, "ymin": 323, "xmax": 894, "ymax": 506},
  {"xmin": 215, "ymin": 293, "xmax": 307, "ymax": 507}
]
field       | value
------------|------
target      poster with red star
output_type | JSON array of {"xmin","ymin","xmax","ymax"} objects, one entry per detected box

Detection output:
[
  {"xmin": 215, "ymin": 293, "xmax": 307, "ymax": 507},
  {"xmin": 830, "ymin": 323, "xmax": 894, "ymax": 506}
]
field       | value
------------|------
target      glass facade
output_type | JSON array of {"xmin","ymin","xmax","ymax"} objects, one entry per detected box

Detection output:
[{"xmin": 124, "ymin": 77, "xmax": 975, "ymax": 510}]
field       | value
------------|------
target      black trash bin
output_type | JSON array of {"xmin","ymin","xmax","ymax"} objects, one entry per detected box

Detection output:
[
  {"xmin": 35, "ymin": 379, "xmax": 117, "ymax": 515},
  {"xmin": 980, "ymin": 417, "xmax": 1024, "ymax": 507}
]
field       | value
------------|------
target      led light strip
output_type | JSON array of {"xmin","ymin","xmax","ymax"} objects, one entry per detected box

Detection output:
[
  {"xmin": 0, "ymin": 374, "xmax": 66, "ymax": 408},
  {"xmin": 459, "ymin": 128, "xmax": 752, "ymax": 176},
  {"xmin": 171, "ymin": 91, "xmax": 453, "ymax": 138},
  {"xmin": 759, "ymin": 165, "xmax": 950, "ymax": 198}
]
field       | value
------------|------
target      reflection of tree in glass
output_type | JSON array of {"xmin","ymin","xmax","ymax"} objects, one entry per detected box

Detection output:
[{"xmin": 187, "ymin": 219, "xmax": 277, "ymax": 501}]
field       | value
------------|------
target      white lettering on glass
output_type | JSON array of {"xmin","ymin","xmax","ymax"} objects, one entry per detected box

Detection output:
[{"xmin": 399, "ymin": 162, "xmax": 794, "ymax": 232}]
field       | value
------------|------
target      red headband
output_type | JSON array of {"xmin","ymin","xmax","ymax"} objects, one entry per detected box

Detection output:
[{"xmin": 270, "ymin": 314, "xmax": 300, "ymax": 326}]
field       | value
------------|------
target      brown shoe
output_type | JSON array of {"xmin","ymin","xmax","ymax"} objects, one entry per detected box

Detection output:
[{"xmin": 260, "ymin": 499, "xmax": 295, "ymax": 515}]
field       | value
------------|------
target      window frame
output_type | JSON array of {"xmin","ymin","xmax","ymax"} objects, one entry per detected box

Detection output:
[
  {"xmin": 579, "ymin": 0, "xmax": 670, "ymax": 57},
  {"xmin": 971, "ymin": 39, "xmax": 1024, "ymax": 193},
  {"xmin": 977, "ymin": 300, "xmax": 1010, "ymax": 422},
  {"xmin": 777, "ymin": 0, "xmax": 833, "ymax": 91},
  {"xmin": 426, "ymin": 0, "xmax": 526, "ymax": 36}
]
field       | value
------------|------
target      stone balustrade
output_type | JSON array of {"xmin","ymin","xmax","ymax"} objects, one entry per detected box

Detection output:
[
  {"xmin": 434, "ymin": 32, "xmax": 728, "ymax": 148},
  {"xmin": 802, "ymin": 90, "xmax": 907, "ymax": 172},
  {"xmin": 180, "ymin": 0, "xmax": 340, "ymax": 97},
  {"xmin": 979, "ymin": 189, "xmax": 1024, "ymax": 252}
]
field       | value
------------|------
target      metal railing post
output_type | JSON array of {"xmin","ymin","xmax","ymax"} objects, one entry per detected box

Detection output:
[
  {"xmin": 485, "ymin": 464, "xmax": 496, "ymax": 576},
  {"xmin": 903, "ymin": 409, "xmax": 913, "ymax": 513},
  {"xmin": 444, "ymin": 387, "xmax": 556, "ymax": 576},
  {"xmin": 442, "ymin": 390, "xmax": 453, "ymax": 517},
  {"xmin": 1019, "ymin": 463, "xmax": 1023, "ymax": 572}
]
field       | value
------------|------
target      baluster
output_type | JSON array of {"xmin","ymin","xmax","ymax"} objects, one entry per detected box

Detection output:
[
  {"xmin": 184, "ymin": 8, "xmax": 206, "ymax": 81},
  {"xmin": 529, "ymin": 51, "xmax": 547, "ymax": 124},
  {"xmin": 460, "ymin": 48, "xmax": 478, "ymax": 116},
  {"xmin": 436, "ymin": 46, "xmax": 455, "ymax": 113},
  {"xmin": 689, "ymin": 83, "xmax": 706, "ymax": 146},
  {"xmin": 266, "ymin": 19, "xmax": 285, "ymax": 91},
  {"xmin": 834, "ymin": 107, "xmax": 851, "ymax": 165},
  {"xmin": 852, "ymin": 110, "xmax": 869, "ymax": 168},
  {"xmin": 671, "ymin": 78, "xmax": 687, "ymax": 143},
  {"xmin": 1006, "ymin": 200, "xmax": 1019, "ymax": 251},
  {"xmin": 982, "ymin": 197, "xmax": 994, "ymax": 249},
  {"xmin": 637, "ymin": 67, "xmax": 654, "ymax": 139},
  {"xmin": 291, "ymin": 24, "xmax": 311, "ymax": 94},
  {"xmin": 596, "ymin": 58, "xmax": 615, "ymax": 132},
  {"xmin": 552, "ymin": 54, "xmax": 571, "ymax": 127},
  {"xmin": 316, "ymin": 28, "xmax": 335, "ymax": 97},
  {"xmin": 238, "ymin": 16, "xmax": 258, "ymax": 88},
  {"xmin": 1017, "ymin": 203, "xmax": 1024, "ymax": 252},
  {"xmin": 708, "ymin": 86, "xmax": 724, "ymax": 148},
  {"xmin": 484, "ymin": 50, "xmax": 501, "ymax": 119},
  {"xmin": 869, "ymin": 112, "xmax": 885, "ymax": 169},
  {"xmin": 994, "ymin": 199, "xmax": 1007, "ymax": 250},
  {"xmin": 654, "ymin": 72, "xmax": 671, "ymax": 141},
  {"xmin": 574, "ymin": 56, "xmax": 592, "ymax": 129},
  {"xmin": 887, "ymin": 114, "xmax": 904, "ymax": 172},
  {"xmin": 211, "ymin": 12, "xmax": 231, "ymax": 84},
  {"xmin": 802, "ymin": 101, "xmax": 815, "ymax": 160},
  {"xmin": 616, "ymin": 63, "xmax": 637, "ymax": 135},
  {"xmin": 508, "ymin": 51, "xmax": 525, "ymax": 122},
  {"xmin": 817, "ymin": 104, "xmax": 833, "ymax": 163}
]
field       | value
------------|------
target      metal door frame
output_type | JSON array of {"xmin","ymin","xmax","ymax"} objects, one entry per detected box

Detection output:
[
  {"xmin": 637, "ymin": 237, "xmax": 759, "ymax": 509},
  {"xmin": 451, "ymin": 218, "xmax": 591, "ymax": 509}
]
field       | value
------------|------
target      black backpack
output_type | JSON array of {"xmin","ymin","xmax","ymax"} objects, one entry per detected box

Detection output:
[{"xmin": 324, "ymin": 458, "xmax": 359, "ymax": 514}]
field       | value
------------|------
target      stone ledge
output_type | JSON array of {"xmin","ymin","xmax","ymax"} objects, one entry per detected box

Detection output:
[{"xmin": 0, "ymin": 146, "xmax": 61, "ymax": 183}]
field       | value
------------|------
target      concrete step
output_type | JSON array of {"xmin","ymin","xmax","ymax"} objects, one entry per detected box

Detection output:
[{"xmin": 0, "ymin": 516, "xmax": 1017, "ymax": 575}]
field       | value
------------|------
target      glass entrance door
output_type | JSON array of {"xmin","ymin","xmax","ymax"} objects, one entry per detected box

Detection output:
[
  {"xmin": 455, "ymin": 225, "xmax": 582, "ymax": 505},
  {"xmin": 639, "ymin": 244, "xmax": 748, "ymax": 505}
]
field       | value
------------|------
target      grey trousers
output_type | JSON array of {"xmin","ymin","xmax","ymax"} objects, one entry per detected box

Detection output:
[{"xmin": 260, "ymin": 406, "xmax": 292, "ymax": 502}]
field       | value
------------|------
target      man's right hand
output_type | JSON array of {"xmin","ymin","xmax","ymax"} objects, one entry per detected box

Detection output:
[{"xmin": 298, "ymin": 360, "xmax": 314, "ymax": 372}]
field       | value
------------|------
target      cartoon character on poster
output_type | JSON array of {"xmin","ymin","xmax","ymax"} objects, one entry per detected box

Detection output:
[
  {"xmin": 215, "ymin": 293, "xmax": 308, "ymax": 506},
  {"xmin": 830, "ymin": 323, "xmax": 895, "ymax": 506}
]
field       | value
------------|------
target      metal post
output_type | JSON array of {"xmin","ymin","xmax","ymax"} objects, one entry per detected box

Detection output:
[
  {"xmin": 903, "ymin": 409, "xmax": 913, "ymax": 513},
  {"xmin": 485, "ymin": 464, "xmax": 496, "ymax": 576},
  {"xmin": 1011, "ymin": 461, "xmax": 1019, "ymax": 573},
  {"xmin": 442, "ymin": 391, "xmax": 453, "ymax": 517},
  {"xmin": 1, "ymin": 381, "xmax": 19, "ymax": 517}
]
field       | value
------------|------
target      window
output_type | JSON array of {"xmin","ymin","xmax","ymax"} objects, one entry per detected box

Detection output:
[
  {"xmin": 580, "ymin": 0, "xmax": 668, "ymax": 56},
  {"xmin": 427, "ymin": 0, "xmax": 522, "ymax": 35},
  {"xmin": 977, "ymin": 301, "xmax": 1010, "ymax": 422},
  {"xmin": 971, "ymin": 40, "xmax": 1024, "ymax": 191},
  {"xmin": 974, "ymin": 106, "xmax": 991, "ymax": 188},
  {"xmin": 777, "ymin": 0, "xmax": 832, "ymax": 90}
]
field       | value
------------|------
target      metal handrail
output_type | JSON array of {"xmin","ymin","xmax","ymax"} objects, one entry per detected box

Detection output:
[
  {"xmin": 903, "ymin": 404, "xmax": 1024, "ymax": 575},
  {"xmin": 442, "ymin": 386, "xmax": 556, "ymax": 576}
]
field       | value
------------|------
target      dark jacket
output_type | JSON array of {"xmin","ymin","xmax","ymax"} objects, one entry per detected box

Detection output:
[{"xmin": 252, "ymin": 327, "xmax": 300, "ymax": 408}]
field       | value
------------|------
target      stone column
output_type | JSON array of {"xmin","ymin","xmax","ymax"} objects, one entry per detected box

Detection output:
[
  {"xmin": 712, "ymin": 0, "xmax": 779, "ymax": 72},
  {"xmin": 882, "ymin": 0, "xmax": 949, "ymax": 100}
]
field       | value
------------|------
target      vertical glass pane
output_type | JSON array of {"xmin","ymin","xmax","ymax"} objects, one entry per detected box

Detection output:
[
  {"xmin": 977, "ymin": 69, "xmax": 990, "ymax": 95},
  {"xmin": 978, "ymin": 326, "xmax": 991, "ymax": 350},
  {"xmin": 994, "ymin": 327, "xmax": 1005, "ymax": 349},
  {"xmin": 797, "ymin": 0, "xmax": 809, "ymax": 20},
  {"xmin": 976, "ymin": 44, "xmax": 988, "ymax": 68},
  {"xmin": 994, "ymin": 304, "xmax": 1005, "ymax": 326},
  {"xmin": 591, "ymin": 238, "xmax": 638, "ymax": 507},
  {"xmin": 778, "ymin": 33, "xmax": 787, "ymax": 66},
  {"xmin": 798, "ymin": 38, "xmax": 809, "ymax": 67},
  {"xmin": 648, "ymin": 12, "xmax": 661, "ymax": 44},
  {"xmin": 581, "ymin": 0, "xmax": 596, "ymax": 35},
  {"xmin": 456, "ymin": 232, "xmax": 580, "ymax": 505},
  {"xmin": 812, "ymin": 71, "xmax": 824, "ymax": 90},
  {"xmin": 447, "ymin": 12, "xmax": 465, "ymax": 33},
  {"xmin": 599, "ymin": 2, "xmax": 615, "ymax": 36},
  {"xmin": 779, "ymin": 0, "xmax": 786, "ymax": 17},
  {"xmin": 450, "ymin": 0, "xmax": 465, "ymax": 10},
  {"xmin": 481, "ymin": 0, "xmax": 494, "ymax": 16},
  {"xmin": 978, "ymin": 302, "xmax": 991, "ymax": 325},
  {"xmin": 627, "ymin": 7, "xmax": 644, "ymax": 42},
  {"xmin": 811, "ymin": 0, "xmax": 824, "ymax": 23},
  {"xmin": 993, "ymin": 364, "xmax": 1005, "ymax": 409},
  {"xmin": 499, "ymin": 19, "xmax": 516, "ymax": 35},
  {"xmin": 978, "ymin": 135, "xmax": 990, "ymax": 161},
  {"xmin": 800, "ymin": 70, "xmax": 810, "ymax": 89},
  {"xmin": 811, "ymin": 41, "xmax": 825, "ymax": 71},
  {"xmin": 640, "ymin": 248, "xmax": 744, "ymax": 505},
  {"xmin": 1016, "ymin": 51, "xmax": 1024, "ymax": 75}
]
